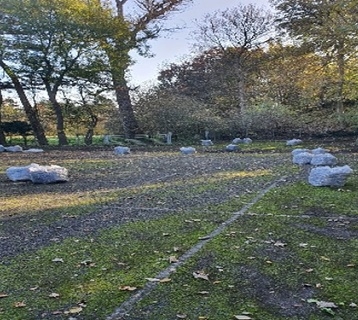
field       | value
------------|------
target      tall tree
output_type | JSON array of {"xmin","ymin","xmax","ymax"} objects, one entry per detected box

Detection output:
[
  {"xmin": 271, "ymin": 0, "xmax": 358, "ymax": 114},
  {"xmin": 0, "ymin": 88, "xmax": 6, "ymax": 144},
  {"xmin": 0, "ymin": 0, "xmax": 113, "ymax": 145},
  {"xmin": 0, "ymin": 60, "xmax": 48, "ymax": 145},
  {"xmin": 103, "ymin": 0, "xmax": 192, "ymax": 138},
  {"xmin": 158, "ymin": 47, "xmax": 266, "ymax": 117},
  {"xmin": 258, "ymin": 42, "xmax": 325, "ymax": 109},
  {"xmin": 192, "ymin": 4, "xmax": 273, "ymax": 113}
]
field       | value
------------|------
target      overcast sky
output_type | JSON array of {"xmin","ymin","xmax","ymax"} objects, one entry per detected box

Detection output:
[{"xmin": 128, "ymin": 0, "xmax": 270, "ymax": 87}]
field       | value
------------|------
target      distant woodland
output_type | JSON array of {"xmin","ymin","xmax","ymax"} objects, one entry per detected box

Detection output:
[{"xmin": 1, "ymin": 0, "xmax": 357, "ymax": 145}]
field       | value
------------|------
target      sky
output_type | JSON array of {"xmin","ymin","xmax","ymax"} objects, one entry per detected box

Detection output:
[{"xmin": 128, "ymin": 0, "xmax": 270, "ymax": 87}]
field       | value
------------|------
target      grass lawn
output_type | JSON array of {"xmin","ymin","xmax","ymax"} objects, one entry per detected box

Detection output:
[{"xmin": 0, "ymin": 140, "xmax": 357, "ymax": 319}]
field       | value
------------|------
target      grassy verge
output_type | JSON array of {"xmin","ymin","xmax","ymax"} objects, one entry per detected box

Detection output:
[{"xmin": 129, "ymin": 175, "xmax": 358, "ymax": 320}]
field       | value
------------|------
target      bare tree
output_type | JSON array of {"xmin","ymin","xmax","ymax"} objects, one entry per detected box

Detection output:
[
  {"xmin": 0, "ymin": 88, "xmax": 6, "ymax": 145},
  {"xmin": 0, "ymin": 60, "xmax": 48, "ymax": 145},
  {"xmin": 105, "ymin": 0, "xmax": 192, "ymax": 138},
  {"xmin": 192, "ymin": 4, "xmax": 273, "ymax": 113}
]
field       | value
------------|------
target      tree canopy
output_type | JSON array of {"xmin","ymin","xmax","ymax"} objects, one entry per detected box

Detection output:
[{"xmin": 1, "ymin": 0, "xmax": 358, "ymax": 143}]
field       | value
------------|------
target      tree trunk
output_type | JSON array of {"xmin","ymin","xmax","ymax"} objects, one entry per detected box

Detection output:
[
  {"xmin": 237, "ymin": 76, "xmax": 247, "ymax": 114},
  {"xmin": 234, "ymin": 55, "xmax": 248, "ymax": 114},
  {"xmin": 0, "ymin": 60, "xmax": 48, "ymax": 145},
  {"xmin": 113, "ymin": 73, "xmax": 142, "ymax": 139},
  {"xmin": 0, "ymin": 89, "xmax": 7, "ymax": 145},
  {"xmin": 84, "ymin": 129, "xmax": 94, "ymax": 145},
  {"xmin": 84, "ymin": 114, "xmax": 98, "ymax": 145},
  {"xmin": 336, "ymin": 42, "xmax": 345, "ymax": 115},
  {"xmin": 22, "ymin": 135, "xmax": 28, "ymax": 146},
  {"xmin": 44, "ymin": 82, "xmax": 68, "ymax": 146},
  {"xmin": 51, "ymin": 98, "xmax": 68, "ymax": 146}
]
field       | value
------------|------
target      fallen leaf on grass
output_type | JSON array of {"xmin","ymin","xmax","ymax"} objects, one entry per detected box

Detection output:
[
  {"xmin": 176, "ymin": 314, "xmax": 187, "ymax": 318},
  {"xmin": 14, "ymin": 301, "xmax": 26, "ymax": 308},
  {"xmin": 146, "ymin": 278, "xmax": 161, "ymax": 282},
  {"xmin": 68, "ymin": 306, "xmax": 83, "ymax": 314},
  {"xmin": 234, "ymin": 315, "xmax": 252, "ymax": 320},
  {"xmin": 299, "ymin": 243, "xmax": 308, "ymax": 247},
  {"xmin": 198, "ymin": 236, "xmax": 211, "ymax": 240},
  {"xmin": 169, "ymin": 256, "xmax": 179, "ymax": 263},
  {"xmin": 80, "ymin": 259, "xmax": 94, "ymax": 266},
  {"xmin": 349, "ymin": 303, "xmax": 357, "ymax": 308},
  {"xmin": 52, "ymin": 258, "xmax": 64, "ymax": 263},
  {"xmin": 29, "ymin": 286, "xmax": 39, "ymax": 291},
  {"xmin": 49, "ymin": 293, "xmax": 60, "ymax": 298},
  {"xmin": 316, "ymin": 301, "xmax": 338, "ymax": 309},
  {"xmin": 347, "ymin": 264, "xmax": 355, "ymax": 268},
  {"xmin": 52, "ymin": 310, "xmax": 63, "ymax": 315},
  {"xmin": 320, "ymin": 256, "xmax": 330, "ymax": 261},
  {"xmin": 119, "ymin": 286, "xmax": 137, "ymax": 291},
  {"xmin": 198, "ymin": 291, "xmax": 209, "ymax": 295},
  {"xmin": 0, "ymin": 293, "xmax": 8, "ymax": 298},
  {"xmin": 159, "ymin": 278, "xmax": 172, "ymax": 283},
  {"xmin": 274, "ymin": 241, "xmax": 286, "ymax": 247},
  {"xmin": 193, "ymin": 271, "xmax": 209, "ymax": 281},
  {"xmin": 308, "ymin": 299, "xmax": 338, "ymax": 310}
]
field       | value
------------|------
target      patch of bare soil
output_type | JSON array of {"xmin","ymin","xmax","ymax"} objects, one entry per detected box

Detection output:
[
  {"xmin": 235, "ymin": 266, "xmax": 317, "ymax": 317},
  {"xmin": 296, "ymin": 208, "xmax": 358, "ymax": 240},
  {"xmin": 0, "ymin": 149, "xmax": 293, "ymax": 261}
]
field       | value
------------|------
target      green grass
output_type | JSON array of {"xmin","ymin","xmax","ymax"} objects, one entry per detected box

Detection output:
[
  {"xmin": 128, "ymin": 179, "xmax": 358, "ymax": 320},
  {"xmin": 0, "ymin": 196, "xmax": 254, "ymax": 319},
  {"xmin": 0, "ymin": 149, "xmax": 357, "ymax": 319},
  {"xmin": 251, "ymin": 179, "xmax": 358, "ymax": 217}
]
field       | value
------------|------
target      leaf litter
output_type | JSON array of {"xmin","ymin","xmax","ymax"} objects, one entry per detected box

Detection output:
[{"xmin": 0, "ymin": 146, "xmax": 355, "ymax": 319}]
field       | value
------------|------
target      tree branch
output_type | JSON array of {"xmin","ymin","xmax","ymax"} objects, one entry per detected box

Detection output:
[{"xmin": 132, "ymin": 0, "xmax": 188, "ymax": 34}]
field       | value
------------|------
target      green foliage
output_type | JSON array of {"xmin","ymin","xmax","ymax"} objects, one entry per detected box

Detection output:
[
  {"xmin": 272, "ymin": 0, "xmax": 358, "ymax": 114},
  {"xmin": 135, "ymin": 90, "xmax": 225, "ymax": 139},
  {"xmin": 237, "ymin": 103, "xmax": 298, "ymax": 138}
]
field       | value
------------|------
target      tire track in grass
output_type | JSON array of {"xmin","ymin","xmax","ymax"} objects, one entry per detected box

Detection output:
[{"xmin": 107, "ymin": 176, "xmax": 287, "ymax": 320}]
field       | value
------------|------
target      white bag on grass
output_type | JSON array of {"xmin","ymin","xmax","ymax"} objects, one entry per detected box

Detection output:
[
  {"xmin": 291, "ymin": 148, "xmax": 310, "ymax": 156},
  {"xmin": 6, "ymin": 163, "xmax": 40, "ymax": 181},
  {"xmin": 310, "ymin": 153, "xmax": 337, "ymax": 166},
  {"xmin": 114, "ymin": 146, "xmax": 130, "ymax": 155},
  {"xmin": 292, "ymin": 152, "xmax": 313, "ymax": 165},
  {"xmin": 29, "ymin": 165, "xmax": 68, "ymax": 184},
  {"xmin": 180, "ymin": 147, "xmax": 196, "ymax": 155},
  {"xmin": 308, "ymin": 165, "xmax": 353, "ymax": 187},
  {"xmin": 286, "ymin": 139, "xmax": 302, "ymax": 146}
]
